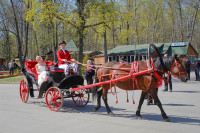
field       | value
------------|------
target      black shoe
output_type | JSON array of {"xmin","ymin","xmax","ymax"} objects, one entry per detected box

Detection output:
[
  {"xmin": 30, "ymin": 93, "xmax": 34, "ymax": 98},
  {"xmin": 30, "ymin": 89, "xmax": 34, "ymax": 98},
  {"xmin": 147, "ymin": 100, "xmax": 153, "ymax": 105},
  {"xmin": 162, "ymin": 89, "xmax": 168, "ymax": 91},
  {"xmin": 169, "ymin": 90, "xmax": 172, "ymax": 92}
]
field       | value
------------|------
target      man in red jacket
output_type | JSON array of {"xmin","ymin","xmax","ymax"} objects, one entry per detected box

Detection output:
[{"xmin": 57, "ymin": 41, "xmax": 77, "ymax": 76}]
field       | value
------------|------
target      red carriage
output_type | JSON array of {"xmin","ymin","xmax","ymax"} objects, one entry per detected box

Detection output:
[{"xmin": 19, "ymin": 61, "xmax": 90, "ymax": 111}]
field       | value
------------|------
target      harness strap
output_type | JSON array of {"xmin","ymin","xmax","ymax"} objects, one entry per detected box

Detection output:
[{"xmin": 110, "ymin": 63, "xmax": 125, "ymax": 104}]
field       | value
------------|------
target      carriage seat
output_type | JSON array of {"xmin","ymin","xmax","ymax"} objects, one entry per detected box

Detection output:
[
  {"xmin": 25, "ymin": 61, "xmax": 55, "ymax": 81},
  {"xmin": 31, "ymin": 67, "xmax": 38, "ymax": 80}
]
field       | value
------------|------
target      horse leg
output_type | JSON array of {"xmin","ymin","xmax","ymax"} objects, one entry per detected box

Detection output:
[
  {"xmin": 151, "ymin": 91, "xmax": 170, "ymax": 122},
  {"xmin": 94, "ymin": 89, "xmax": 102, "ymax": 112},
  {"xmin": 136, "ymin": 92, "xmax": 147, "ymax": 119},
  {"xmin": 102, "ymin": 89, "xmax": 115, "ymax": 117}
]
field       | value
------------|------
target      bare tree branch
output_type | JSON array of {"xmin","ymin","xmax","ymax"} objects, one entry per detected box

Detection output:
[
  {"xmin": 0, "ymin": 29, "xmax": 18, "ymax": 36},
  {"xmin": 55, "ymin": 15, "xmax": 79, "ymax": 30},
  {"xmin": 84, "ymin": 22, "xmax": 105, "ymax": 28}
]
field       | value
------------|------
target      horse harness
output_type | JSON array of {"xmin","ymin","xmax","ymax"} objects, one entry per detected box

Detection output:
[{"xmin": 97, "ymin": 57, "xmax": 186, "ymax": 103}]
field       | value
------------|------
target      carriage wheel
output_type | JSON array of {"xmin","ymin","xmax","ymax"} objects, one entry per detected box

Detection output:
[
  {"xmin": 72, "ymin": 88, "xmax": 90, "ymax": 107},
  {"xmin": 45, "ymin": 87, "xmax": 63, "ymax": 111},
  {"xmin": 19, "ymin": 79, "xmax": 29, "ymax": 103}
]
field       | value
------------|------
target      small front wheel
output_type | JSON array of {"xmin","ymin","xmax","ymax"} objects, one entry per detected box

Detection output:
[
  {"xmin": 19, "ymin": 79, "xmax": 29, "ymax": 103},
  {"xmin": 45, "ymin": 87, "xmax": 63, "ymax": 111},
  {"xmin": 72, "ymin": 89, "xmax": 90, "ymax": 107}
]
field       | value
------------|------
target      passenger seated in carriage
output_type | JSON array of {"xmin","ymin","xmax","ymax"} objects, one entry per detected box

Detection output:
[
  {"xmin": 57, "ymin": 41, "xmax": 78, "ymax": 76},
  {"xmin": 35, "ymin": 56, "xmax": 47, "ymax": 87}
]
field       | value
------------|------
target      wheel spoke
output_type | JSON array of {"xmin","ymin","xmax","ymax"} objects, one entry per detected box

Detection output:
[
  {"xmin": 50, "ymin": 101, "xmax": 54, "ymax": 107},
  {"xmin": 55, "ymin": 100, "xmax": 61, "ymax": 107},
  {"xmin": 53, "ymin": 101, "xmax": 56, "ymax": 110},
  {"xmin": 75, "ymin": 97, "xmax": 80, "ymax": 103},
  {"xmin": 55, "ymin": 101, "xmax": 58, "ymax": 110},
  {"xmin": 56, "ymin": 91, "xmax": 60, "ymax": 97},
  {"xmin": 53, "ymin": 89, "xmax": 56, "ymax": 97},
  {"xmin": 48, "ymin": 92, "xmax": 53, "ymax": 99},
  {"xmin": 23, "ymin": 93, "xmax": 26, "ymax": 102},
  {"xmin": 78, "ymin": 98, "xmax": 80, "ymax": 105},
  {"xmin": 82, "ymin": 97, "xmax": 87, "ymax": 103}
]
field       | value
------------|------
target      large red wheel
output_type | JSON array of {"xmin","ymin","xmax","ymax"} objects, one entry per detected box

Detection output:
[
  {"xmin": 45, "ymin": 87, "xmax": 63, "ymax": 111},
  {"xmin": 19, "ymin": 79, "xmax": 29, "ymax": 103},
  {"xmin": 72, "ymin": 88, "xmax": 90, "ymax": 107}
]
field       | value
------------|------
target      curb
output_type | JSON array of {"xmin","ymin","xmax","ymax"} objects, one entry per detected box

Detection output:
[
  {"xmin": 0, "ymin": 74, "xmax": 23, "ymax": 79},
  {"xmin": 0, "ymin": 82, "xmax": 20, "ymax": 84}
]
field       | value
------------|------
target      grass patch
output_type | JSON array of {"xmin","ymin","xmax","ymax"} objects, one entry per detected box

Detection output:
[{"xmin": 0, "ymin": 76, "xmax": 24, "ymax": 83}]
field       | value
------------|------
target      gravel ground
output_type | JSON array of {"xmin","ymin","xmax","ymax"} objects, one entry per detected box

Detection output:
[{"xmin": 0, "ymin": 72, "xmax": 200, "ymax": 133}]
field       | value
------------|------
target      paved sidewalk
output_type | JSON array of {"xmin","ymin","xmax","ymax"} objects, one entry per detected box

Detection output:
[{"xmin": 0, "ymin": 72, "xmax": 200, "ymax": 133}]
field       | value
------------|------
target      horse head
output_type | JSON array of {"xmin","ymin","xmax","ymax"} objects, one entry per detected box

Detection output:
[
  {"xmin": 154, "ymin": 55, "xmax": 188, "ymax": 82},
  {"xmin": 168, "ymin": 55, "xmax": 188, "ymax": 82}
]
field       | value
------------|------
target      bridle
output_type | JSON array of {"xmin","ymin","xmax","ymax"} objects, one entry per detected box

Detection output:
[
  {"xmin": 164, "ymin": 58, "xmax": 187, "ymax": 78},
  {"xmin": 151, "ymin": 57, "xmax": 187, "ymax": 79}
]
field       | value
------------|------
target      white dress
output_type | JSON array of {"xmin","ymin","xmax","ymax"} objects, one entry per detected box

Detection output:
[{"xmin": 37, "ymin": 65, "xmax": 47, "ymax": 87}]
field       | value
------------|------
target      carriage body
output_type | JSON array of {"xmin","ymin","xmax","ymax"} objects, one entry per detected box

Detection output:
[{"xmin": 19, "ymin": 61, "xmax": 89, "ymax": 111}]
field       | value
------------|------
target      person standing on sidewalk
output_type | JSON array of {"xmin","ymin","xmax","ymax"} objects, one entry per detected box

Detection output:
[
  {"xmin": 184, "ymin": 58, "xmax": 191, "ymax": 80},
  {"xmin": 85, "ymin": 60, "xmax": 95, "ymax": 92},
  {"xmin": 163, "ymin": 74, "xmax": 172, "ymax": 92},
  {"xmin": 163, "ymin": 54, "xmax": 172, "ymax": 92},
  {"xmin": 8, "ymin": 60, "xmax": 14, "ymax": 75},
  {"xmin": 194, "ymin": 56, "xmax": 200, "ymax": 81}
]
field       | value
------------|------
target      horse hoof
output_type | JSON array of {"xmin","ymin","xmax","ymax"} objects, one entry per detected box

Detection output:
[
  {"xmin": 163, "ymin": 118, "xmax": 170, "ymax": 122},
  {"xmin": 108, "ymin": 112, "xmax": 115, "ymax": 117},
  {"xmin": 136, "ymin": 116, "xmax": 142, "ymax": 119},
  {"xmin": 94, "ymin": 107, "xmax": 99, "ymax": 112}
]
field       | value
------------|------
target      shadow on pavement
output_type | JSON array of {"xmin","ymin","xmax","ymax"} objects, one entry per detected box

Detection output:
[
  {"xmin": 172, "ymin": 91, "xmax": 200, "ymax": 93},
  {"xmin": 162, "ymin": 103, "xmax": 195, "ymax": 106},
  {"xmin": 27, "ymin": 99, "xmax": 200, "ymax": 126},
  {"xmin": 115, "ymin": 112, "xmax": 200, "ymax": 126}
]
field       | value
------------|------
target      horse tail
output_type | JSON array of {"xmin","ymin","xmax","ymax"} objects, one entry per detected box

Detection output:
[{"xmin": 92, "ymin": 67, "xmax": 100, "ymax": 102}]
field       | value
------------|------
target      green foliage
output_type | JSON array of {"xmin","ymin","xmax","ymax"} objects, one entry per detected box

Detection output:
[
  {"xmin": 1, "ymin": 0, "xmax": 200, "ymax": 62},
  {"xmin": 71, "ymin": 51, "xmax": 78, "ymax": 60},
  {"xmin": 45, "ymin": 55, "xmax": 49, "ymax": 61},
  {"xmin": 0, "ymin": 76, "xmax": 24, "ymax": 83},
  {"xmin": 81, "ymin": 54, "xmax": 89, "ymax": 75}
]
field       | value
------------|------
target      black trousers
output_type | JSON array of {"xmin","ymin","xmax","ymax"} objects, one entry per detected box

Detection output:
[
  {"xmin": 195, "ymin": 69, "xmax": 199, "ymax": 80},
  {"xmin": 9, "ymin": 67, "xmax": 14, "ymax": 75},
  {"xmin": 86, "ymin": 77, "xmax": 93, "ymax": 92},
  {"xmin": 186, "ymin": 69, "xmax": 190, "ymax": 80},
  {"xmin": 86, "ymin": 77, "xmax": 93, "ymax": 85},
  {"xmin": 165, "ymin": 75, "xmax": 172, "ymax": 91}
]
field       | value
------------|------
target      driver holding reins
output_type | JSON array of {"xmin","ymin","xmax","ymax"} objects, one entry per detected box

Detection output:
[{"xmin": 57, "ymin": 41, "xmax": 78, "ymax": 76}]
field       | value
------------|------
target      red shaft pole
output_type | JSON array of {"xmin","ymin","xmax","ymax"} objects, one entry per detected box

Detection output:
[{"xmin": 71, "ymin": 69, "xmax": 153, "ymax": 92}]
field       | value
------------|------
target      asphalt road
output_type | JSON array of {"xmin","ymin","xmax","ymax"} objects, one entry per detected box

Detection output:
[{"xmin": 0, "ymin": 72, "xmax": 200, "ymax": 133}]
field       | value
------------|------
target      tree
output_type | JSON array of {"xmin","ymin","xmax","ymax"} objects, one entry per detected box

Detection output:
[
  {"xmin": 26, "ymin": 0, "xmax": 105, "ymax": 63},
  {"xmin": 0, "ymin": 0, "xmax": 30, "ymax": 67}
]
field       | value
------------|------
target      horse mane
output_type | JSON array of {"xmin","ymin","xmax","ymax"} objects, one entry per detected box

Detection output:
[{"xmin": 153, "ymin": 57, "xmax": 174, "ymax": 72}]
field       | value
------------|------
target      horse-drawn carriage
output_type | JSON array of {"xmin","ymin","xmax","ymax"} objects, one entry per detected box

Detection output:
[
  {"xmin": 19, "ymin": 61, "xmax": 90, "ymax": 111},
  {"xmin": 19, "ymin": 44, "xmax": 188, "ymax": 122}
]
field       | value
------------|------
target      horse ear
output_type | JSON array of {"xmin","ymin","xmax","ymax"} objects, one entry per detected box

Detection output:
[
  {"xmin": 174, "ymin": 54, "xmax": 181, "ymax": 61},
  {"xmin": 174, "ymin": 54, "xmax": 178, "ymax": 60}
]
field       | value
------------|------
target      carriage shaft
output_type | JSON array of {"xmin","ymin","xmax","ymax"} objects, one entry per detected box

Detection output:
[{"xmin": 71, "ymin": 69, "xmax": 153, "ymax": 92}]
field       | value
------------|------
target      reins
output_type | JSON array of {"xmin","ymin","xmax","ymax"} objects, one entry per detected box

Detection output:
[{"xmin": 151, "ymin": 58, "xmax": 187, "ymax": 81}]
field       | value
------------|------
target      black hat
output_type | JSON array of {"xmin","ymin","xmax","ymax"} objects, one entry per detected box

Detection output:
[{"xmin": 59, "ymin": 41, "xmax": 66, "ymax": 45}]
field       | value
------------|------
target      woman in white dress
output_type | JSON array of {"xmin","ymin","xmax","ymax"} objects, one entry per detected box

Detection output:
[{"xmin": 35, "ymin": 56, "xmax": 47, "ymax": 87}]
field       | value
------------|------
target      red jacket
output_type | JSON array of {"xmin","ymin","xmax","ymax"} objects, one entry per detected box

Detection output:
[{"xmin": 57, "ymin": 49, "xmax": 72, "ymax": 66}]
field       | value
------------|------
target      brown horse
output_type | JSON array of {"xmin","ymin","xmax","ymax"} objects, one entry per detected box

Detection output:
[{"xmin": 92, "ymin": 55, "xmax": 188, "ymax": 122}]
